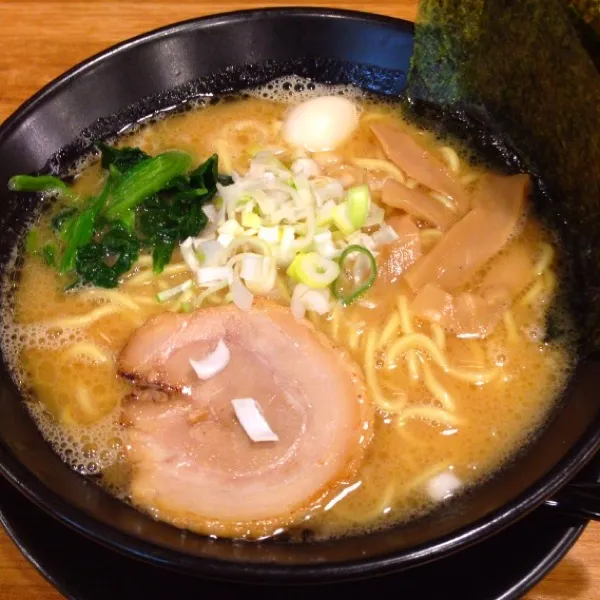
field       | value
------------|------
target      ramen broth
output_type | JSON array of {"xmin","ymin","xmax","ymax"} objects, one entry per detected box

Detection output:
[{"xmin": 0, "ymin": 79, "xmax": 574, "ymax": 540}]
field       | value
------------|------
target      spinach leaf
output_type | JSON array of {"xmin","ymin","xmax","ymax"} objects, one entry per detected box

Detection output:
[
  {"xmin": 51, "ymin": 207, "xmax": 78, "ymax": 234},
  {"xmin": 104, "ymin": 151, "xmax": 193, "ymax": 222},
  {"xmin": 8, "ymin": 174, "xmax": 76, "ymax": 201},
  {"xmin": 134, "ymin": 154, "xmax": 220, "ymax": 273},
  {"xmin": 97, "ymin": 142, "xmax": 150, "ymax": 175},
  {"xmin": 190, "ymin": 154, "xmax": 219, "ymax": 197},
  {"xmin": 9, "ymin": 146, "xmax": 225, "ymax": 287},
  {"xmin": 75, "ymin": 222, "xmax": 140, "ymax": 288},
  {"xmin": 41, "ymin": 244, "xmax": 57, "ymax": 268},
  {"xmin": 217, "ymin": 173, "xmax": 234, "ymax": 187},
  {"xmin": 59, "ymin": 177, "xmax": 113, "ymax": 273},
  {"xmin": 152, "ymin": 239, "xmax": 177, "ymax": 275},
  {"xmin": 137, "ymin": 191, "xmax": 208, "ymax": 273}
]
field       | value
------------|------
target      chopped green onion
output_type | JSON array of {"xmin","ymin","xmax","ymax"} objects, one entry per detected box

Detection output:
[
  {"xmin": 240, "ymin": 253, "xmax": 277, "ymax": 293},
  {"xmin": 332, "ymin": 203, "xmax": 355, "ymax": 235},
  {"xmin": 316, "ymin": 199, "xmax": 336, "ymax": 227},
  {"xmin": 218, "ymin": 219, "xmax": 244, "ymax": 237},
  {"xmin": 258, "ymin": 226, "xmax": 280, "ymax": 243},
  {"xmin": 314, "ymin": 230, "xmax": 339, "ymax": 259},
  {"xmin": 331, "ymin": 185, "xmax": 371, "ymax": 235},
  {"xmin": 364, "ymin": 200, "xmax": 386, "ymax": 228},
  {"xmin": 279, "ymin": 226, "xmax": 295, "ymax": 256},
  {"xmin": 332, "ymin": 245, "xmax": 377, "ymax": 306},
  {"xmin": 286, "ymin": 252, "xmax": 340, "ymax": 289},
  {"xmin": 242, "ymin": 212, "xmax": 261, "ymax": 228},
  {"xmin": 286, "ymin": 252, "xmax": 305, "ymax": 280},
  {"xmin": 346, "ymin": 184, "xmax": 371, "ymax": 229},
  {"xmin": 157, "ymin": 279, "xmax": 194, "ymax": 303}
]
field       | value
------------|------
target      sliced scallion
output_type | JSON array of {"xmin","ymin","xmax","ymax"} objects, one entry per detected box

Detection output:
[
  {"xmin": 346, "ymin": 184, "xmax": 371, "ymax": 229},
  {"xmin": 241, "ymin": 212, "xmax": 261, "ymax": 228},
  {"xmin": 156, "ymin": 279, "xmax": 194, "ymax": 303},
  {"xmin": 332, "ymin": 245, "xmax": 377, "ymax": 306},
  {"xmin": 286, "ymin": 252, "xmax": 340, "ymax": 289},
  {"xmin": 332, "ymin": 203, "xmax": 355, "ymax": 235}
]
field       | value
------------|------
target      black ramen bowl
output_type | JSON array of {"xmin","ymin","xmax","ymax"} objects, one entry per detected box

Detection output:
[{"xmin": 0, "ymin": 7, "xmax": 599, "ymax": 585}]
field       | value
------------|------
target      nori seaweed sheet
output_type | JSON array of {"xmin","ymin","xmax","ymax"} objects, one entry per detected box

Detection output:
[
  {"xmin": 568, "ymin": 0, "xmax": 600, "ymax": 33},
  {"xmin": 405, "ymin": 0, "xmax": 600, "ymax": 354}
]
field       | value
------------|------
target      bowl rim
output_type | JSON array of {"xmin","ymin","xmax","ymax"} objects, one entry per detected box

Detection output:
[
  {"xmin": 0, "ymin": 6, "xmax": 408, "ymax": 146},
  {"xmin": 1, "ymin": 5, "xmax": 599, "ymax": 583}
]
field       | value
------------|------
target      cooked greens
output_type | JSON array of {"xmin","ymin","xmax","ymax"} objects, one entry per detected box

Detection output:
[
  {"xmin": 75, "ymin": 221, "xmax": 140, "ymax": 288},
  {"xmin": 12, "ymin": 145, "xmax": 224, "ymax": 288},
  {"xmin": 104, "ymin": 151, "xmax": 193, "ymax": 221},
  {"xmin": 8, "ymin": 174, "xmax": 76, "ymax": 201},
  {"xmin": 97, "ymin": 142, "xmax": 149, "ymax": 174}
]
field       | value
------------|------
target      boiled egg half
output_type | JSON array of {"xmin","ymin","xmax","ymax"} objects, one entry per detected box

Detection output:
[{"xmin": 282, "ymin": 96, "xmax": 358, "ymax": 152}]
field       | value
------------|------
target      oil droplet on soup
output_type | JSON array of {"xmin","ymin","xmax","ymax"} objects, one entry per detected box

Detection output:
[{"xmin": 0, "ymin": 76, "xmax": 575, "ymax": 541}]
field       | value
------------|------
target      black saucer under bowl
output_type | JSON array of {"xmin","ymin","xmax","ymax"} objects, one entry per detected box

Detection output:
[{"xmin": 0, "ymin": 474, "xmax": 589, "ymax": 600}]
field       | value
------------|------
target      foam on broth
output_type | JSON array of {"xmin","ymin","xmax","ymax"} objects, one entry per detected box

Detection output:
[{"xmin": 0, "ymin": 77, "xmax": 575, "ymax": 540}]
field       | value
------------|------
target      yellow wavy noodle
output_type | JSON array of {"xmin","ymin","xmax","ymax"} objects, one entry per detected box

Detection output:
[
  {"xmin": 440, "ymin": 146, "xmax": 461, "ymax": 174},
  {"xmin": 379, "ymin": 312, "xmax": 401, "ymax": 348},
  {"xmin": 43, "ymin": 305, "xmax": 140, "ymax": 329},
  {"xmin": 402, "ymin": 462, "xmax": 453, "ymax": 497},
  {"xmin": 22, "ymin": 347, "xmax": 128, "ymax": 425},
  {"xmin": 397, "ymin": 406, "xmax": 463, "ymax": 427},
  {"xmin": 430, "ymin": 190, "xmax": 458, "ymax": 212},
  {"xmin": 351, "ymin": 158, "xmax": 405, "ymax": 183},
  {"xmin": 431, "ymin": 323, "xmax": 446, "ymax": 351},
  {"xmin": 61, "ymin": 342, "xmax": 113, "ymax": 365},
  {"xmin": 543, "ymin": 270, "xmax": 556, "ymax": 298},
  {"xmin": 133, "ymin": 254, "xmax": 154, "ymax": 268},
  {"xmin": 534, "ymin": 243, "xmax": 554, "ymax": 275},
  {"xmin": 347, "ymin": 322, "xmax": 364, "ymax": 352},
  {"xmin": 503, "ymin": 310, "xmax": 520, "ymax": 343},
  {"xmin": 397, "ymin": 296, "xmax": 420, "ymax": 382},
  {"xmin": 126, "ymin": 261, "xmax": 192, "ymax": 286},
  {"xmin": 387, "ymin": 333, "xmax": 498, "ymax": 385},
  {"xmin": 421, "ymin": 361, "xmax": 456, "ymax": 411},
  {"xmin": 460, "ymin": 172, "xmax": 479, "ymax": 186},
  {"xmin": 363, "ymin": 329, "xmax": 407, "ymax": 414},
  {"xmin": 328, "ymin": 302, "xmax": 342, "ymax": 342},
  {"xmin": 78, "ymin": 289, "xmax": 142, "ymax": 311},
  {"xmin": 333, "ymin": 480, "xmax": 396, "ymax": 523},
  {"xmin": 195, "ymin": 281, "xmax": 230, "ymax": 309},
  {"xmin": 519, "ymin": 278, "xmax": 546, "ymax": 306}
]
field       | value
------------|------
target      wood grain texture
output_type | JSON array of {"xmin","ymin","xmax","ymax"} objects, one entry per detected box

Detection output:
[{"xmin": 0, "ymin": 1, "xmax": 598, "ymax": 598}]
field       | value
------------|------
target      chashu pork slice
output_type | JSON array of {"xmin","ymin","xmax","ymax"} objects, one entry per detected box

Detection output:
[{"xmin": 118, "ymin": 301, "xmax": 372, "ymax": 538}]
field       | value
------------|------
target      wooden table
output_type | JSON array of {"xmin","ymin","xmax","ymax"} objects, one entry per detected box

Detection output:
[{"xmin": 0, "ymin": 1, "xmax": 598, "ymax": 598}]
